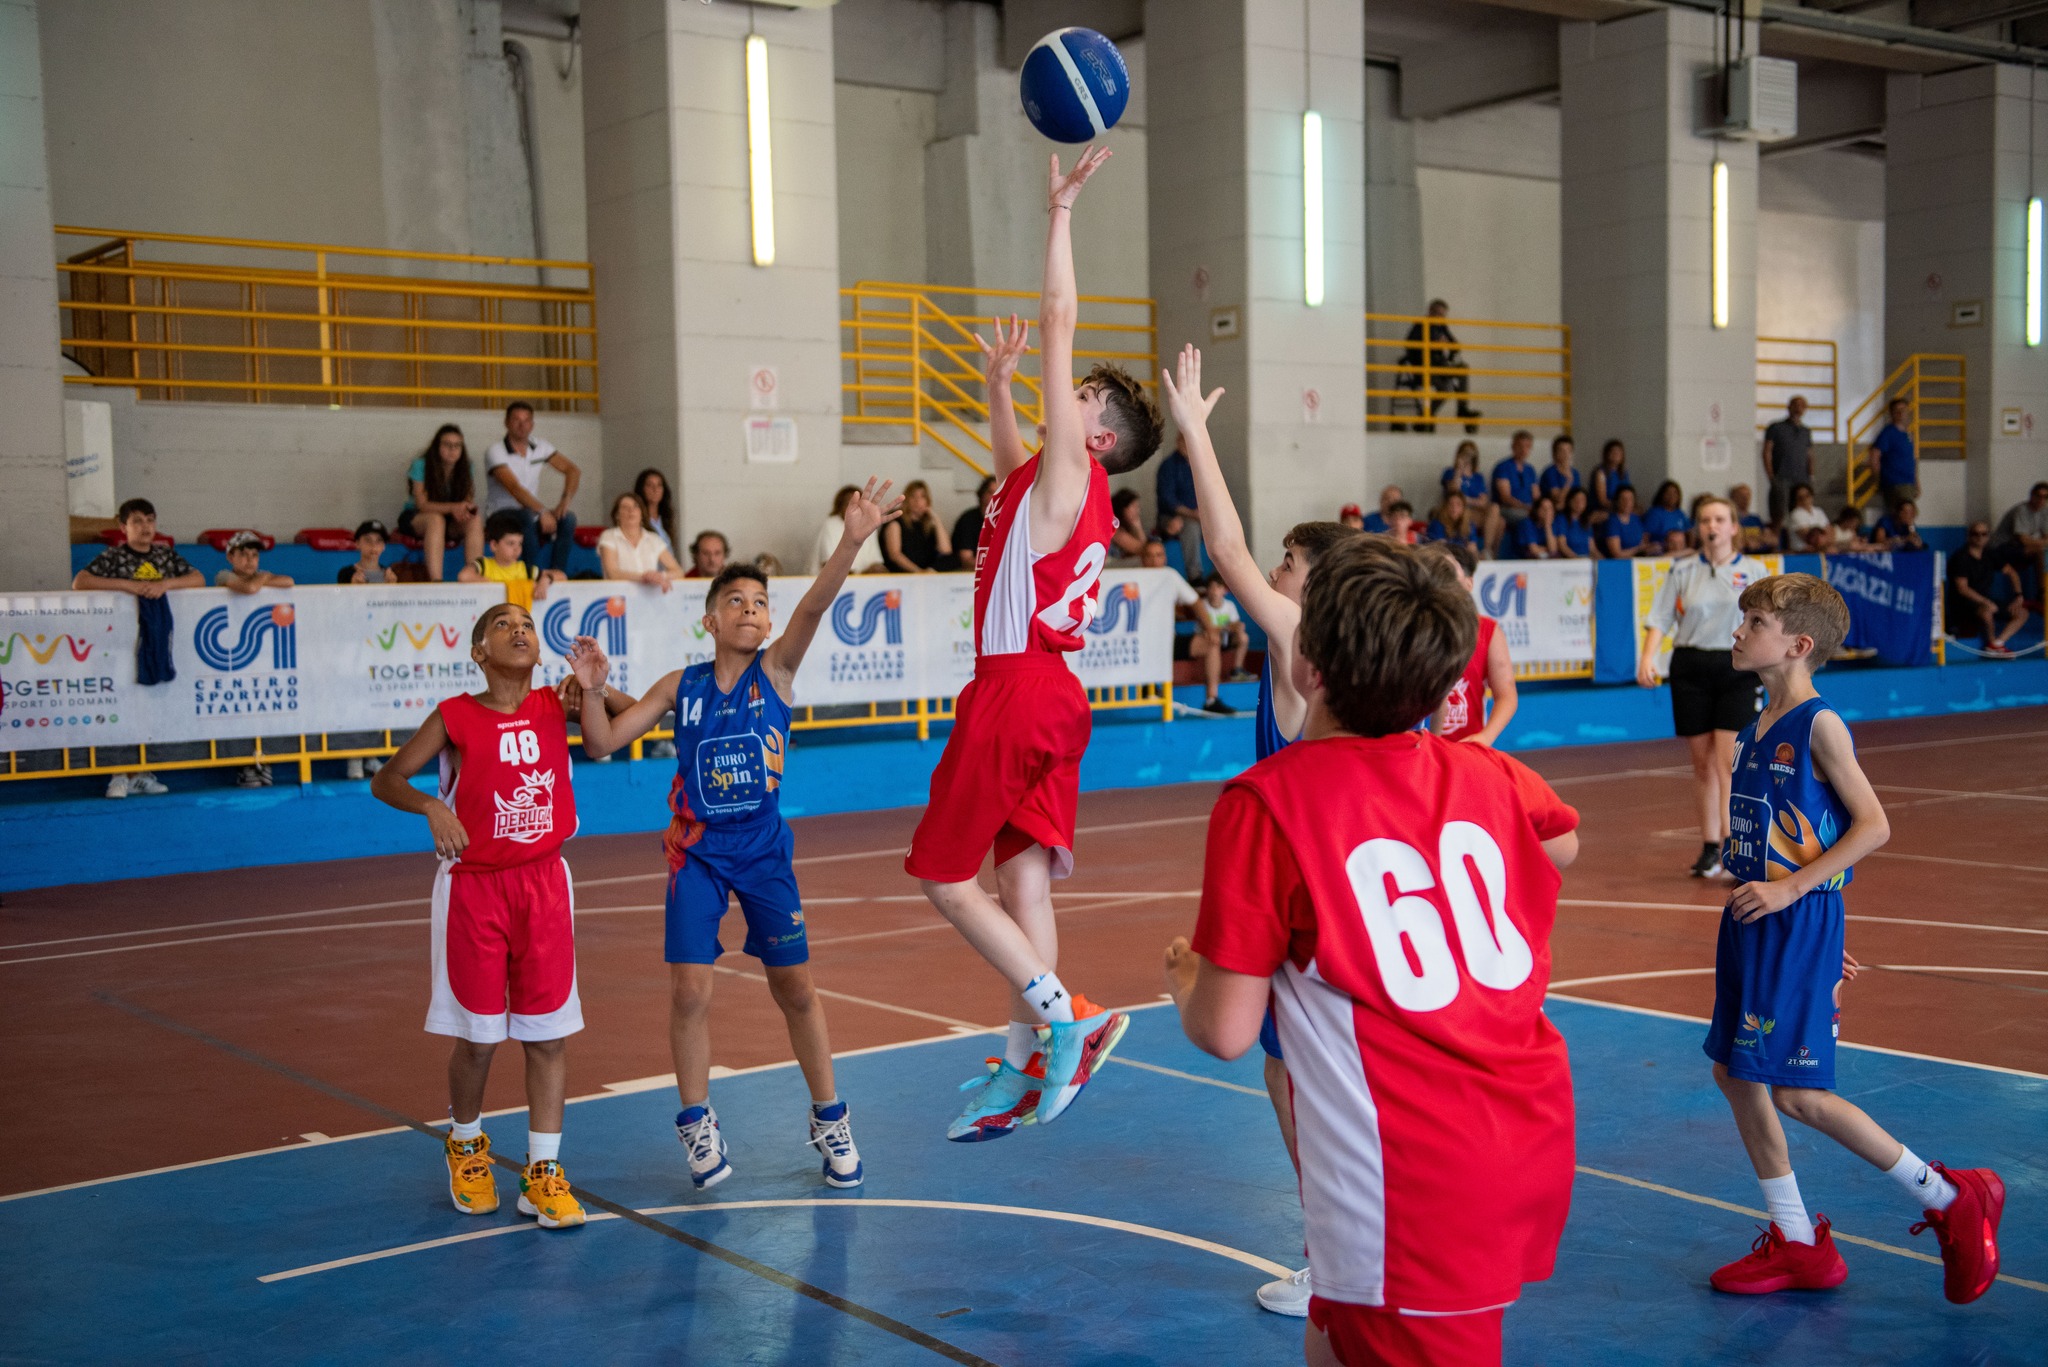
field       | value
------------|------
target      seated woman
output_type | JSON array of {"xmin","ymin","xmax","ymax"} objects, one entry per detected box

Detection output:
[
  {"xmin": 1590, "ymin": 438, "xmax": 1631, "ymax": 519},
  {"xmin": 1643, "ymin": 480, "xmax": 1691, "ymax": 553},
  {"xmin": 1441, "ymin": 438, "xmax": 1502, "ymax": 553},
  {"xmin": 597, "ymin": 491, "xmax": 684, "ymax": 589},
  {"xmin": 1512, "ymin": 494, "xmax": 1561, "ymax": 560},
  {"xmin": 879, "ymin": 479, "xmax": 951, "ymax": 573},
  {"xmin": 399, "ymin": 423, "xmax": 485, "ymax": 582},
  {"xmin": 1784, "ymin": 482, "xmax": 1833, "ymax": 551},
  {"xmin": 634, "ymin": 467, "xmax": 677, "ymax": 552},
  {"xmin": 1555, "ymin": 486, "xmax": 1595, "ymax": 558},
  {"xmin": 1602, "ymin": 485, "xmax": 1650, "ymax": 558},
  {"xmin": 1426, "ymin": 490, "xmax": 1484, "ymax": 550},
  {"xmin": 1110, "ymin": 488, "xmax": 1147, "ymax": 560},
  {"xmin": 811, "ymin": 484, "xmax": 887, "ymax": 574},
  {"xmin": 1873, "ymin": 498, "xmax": 1927, "ymax": 551},
  {"xmin": 1828, "ymin": 505, "xmax": 1872, "ymax": 553}
]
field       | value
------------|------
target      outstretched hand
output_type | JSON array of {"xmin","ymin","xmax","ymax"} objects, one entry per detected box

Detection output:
[
  {"xmin": 1158, "ymin": 343, "xmax": 1224, "ymax": 432},
  {"xmin": 978, "ymin": 314, "xmax": 1031, "ymax": 387},
  {"xmin": 840, "ymin": 477, "xmax": 905, "ymax": 544},
  {"xmin": 1049, "ymin": 146, "xmax": 1111, "ymax": 212},
  {"xmin": 566, "ymin": 634, "xmax": 610, "ymax": 691}
]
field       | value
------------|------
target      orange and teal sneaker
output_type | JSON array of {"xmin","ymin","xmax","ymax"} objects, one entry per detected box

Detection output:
[
  {"xmin": 946, "ymin": 1054, "xmax": 1044, "ymax": 1143},
  {"xmin": 444, "ymin": 1132, "xmax": 499, "ymax": 1216},
  {"xmin": 1032, "ymin": 994, "xmax": 1129, "ymax": 1126},
  {"xmin": 518, "ymin": 1159, "xmax": 586, "ymax": 1229}
]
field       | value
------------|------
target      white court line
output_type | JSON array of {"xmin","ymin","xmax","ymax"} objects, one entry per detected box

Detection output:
[
  {"xmin": 1110, "ymin": 1055, "xmax": 1266, "ymax": 1098},
  {"xmin": 1561, "ymin": 898, "xmax": 2048, "ymax": 938},
  {"xmin": 1867, "ymin": 850, "xmax": 2048, "ymax": 875},
  {"xmin": 256, "ymin": 1196, "xmax": 1295, "ymax": 1285},
  {"xmin": 1549, "ymin": 967, "xmax": 1714, "ymax": 990},
  {"xmin": 713, "ymin": 964, "xmax": 991, "ymax": 1032},
  {"xmin": 1550, "ymin": 964, "xmax": 2048, "ymax": 992}
]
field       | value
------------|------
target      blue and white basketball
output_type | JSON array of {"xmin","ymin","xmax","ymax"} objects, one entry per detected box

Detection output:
[{"xmin": 1019, "ymin": 28, "xmax": 1130, "ymax": 144}]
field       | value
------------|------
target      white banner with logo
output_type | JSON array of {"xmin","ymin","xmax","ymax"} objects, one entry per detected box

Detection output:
[
  {"xmin": 0, "ymin": 570, "xmax": 1178, "ymax": 751},
  {"xmin": 1469, "ymin": 560, "xmax": 1596, "ymax": 671}
]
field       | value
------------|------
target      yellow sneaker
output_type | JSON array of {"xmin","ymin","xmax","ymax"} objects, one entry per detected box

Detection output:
[
  {"xmin": 518, "ymin": 1159, "xmax": 586, "ymax": 1228},
  {"xmin": 445, "ymin": 1132, "xmax": 499, "ymax": 1216}
]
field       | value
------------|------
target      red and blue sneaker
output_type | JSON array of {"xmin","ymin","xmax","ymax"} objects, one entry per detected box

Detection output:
[
  {"xmin": 1912, "ymin": 1164, "xmax": 2005, "ymax": 1304},
  {"xmin": 1031, "ymin": 996, "xmax": 1129, "ymax": 1125},
  {"xmin": 946, "ymin": 1055, "xmax": 1043, "ymax": 1143}
]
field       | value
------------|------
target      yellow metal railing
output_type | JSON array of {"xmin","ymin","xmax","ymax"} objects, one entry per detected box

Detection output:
[
  {"xmin": 1844, "ymin": 354, "xmax": 1965, "ymax": 509},
  {"xmin": 841, "ymin": 281, "xmax": 1157, "ymax": 477},
  {"xmin": 2, "ymin": 685, "xmax": 1174, "ymax": 784},
  {"xmin": 1366, "ymin": 313, "xmax": 1570, "ymax": 432},
  {"xmin": 55, "ymin": 227, "xmax": 598, "ymax": 411},
  {"xmin": 1756, "ymin": 336, "xmax": 1838, "ymax": 440}
]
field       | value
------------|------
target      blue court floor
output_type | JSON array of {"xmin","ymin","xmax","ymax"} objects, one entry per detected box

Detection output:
[{"xmin": 6, "ymin": 999, "xmax": 2042, "ymax": 1365}]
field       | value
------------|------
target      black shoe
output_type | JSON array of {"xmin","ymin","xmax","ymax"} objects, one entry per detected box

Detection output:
[
  {"xmin": 1690, "ymin": 844, "xmax": 1724, "ymax": 878},
  {"xmin": 1202, "ymin": 697, "xmax": 1238, "ymax": 716}
]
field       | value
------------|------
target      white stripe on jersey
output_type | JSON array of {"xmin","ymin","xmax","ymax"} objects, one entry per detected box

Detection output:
[
  {"xmin": 1274, "ymin": 959, "xmax": 1389, "ymax": 1307},
  {"xmin": 979, "ymin": 475, "xmax": 1043, "ymax": 656}
]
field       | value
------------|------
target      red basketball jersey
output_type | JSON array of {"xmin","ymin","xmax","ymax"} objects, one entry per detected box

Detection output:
[
  {"xmin": 1436, "ymin": 615, "xmax": 1498, "ymax": 743},
  {"xmin": 1194, "ymin": 731, "xmax": 1579, "ymax": 1314},
  {"xmin": 971, "ymin": 452, "xmax": 1116, "ymax": 658},
  {"xmin": 437, "ymin": 687, "xmax": 578, "ymax": 870}
]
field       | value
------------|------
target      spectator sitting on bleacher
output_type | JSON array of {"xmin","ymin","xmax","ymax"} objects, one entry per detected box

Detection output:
[
  {"xmin": 810, "ymin": 488, "xmax": 885, "ymax": 576},
  {"xmin": 216, "ymin": 530, "xmax": 294, "ymax": 594},
  {"xmin": 1873, "ymin": 499, "xmax": 1926, "ymax": 552},
  {"xmin": 339, "ymin": 521, "xmax": 394, "ymax": 584},
  {"xmin": 1644, "ymin": 480, "xmax": 1691, "ymax": 553},
  {"xmin": 755, "ymin": 552, "xmax": 785, "ymax": 576},
  {"xmin": 1379, "ymin": 500, "xmax": 1418, "ymax": 545},
  {"xmin": 484, "ymin": 401, "xmax": 581, "ymax": 575},
  {"xmin": 1784, "ymin": 482, "xmax": 1832, "ymax": 551},
  {"xmin": 954, "ymin": 476, "xmax": 997, "ymax": 569},
  {"xmin": 400, "ymin": 423, "xmax": 483, "ymax": 582},
  {"xmin": 1947, "ymin": 521, "xmax": 2030, "ymax": 657},
  {"xmin": 685, "ymin": 530, "xmax": 729, "ymax": 579},
  {"xmin": 1337, "ymin": 503, "xmax": 1366, "ymax": 531},
  {"xmin": 1110, "ymin": 488, "xmax": 1147, "ymax": 560},
  {"xmin": 634, "ymin": 468, "xmax": 677, "ymax": 551},
  {"xmin": 1826, "ymin": 505, "xmax": 1871, "ymax": 552},
  {"xmin": 1603, "ymin": 484, "xmax": 1649, "ymax": 558},
  {"xmin": 1155, "ymin": 441, "xmax": 1203, "ymax": 573},
  {"xmin": 1360, "ymin": 485, "xmax": 1404, "ymax": 534},
  {"xmin": 1556, "ymin": 487, "xmax": 1594, "ymax": 559},
  {"xmin": 460, "ymin": 509, "xmax": 561, "ymax": 611},
  {"xmin": 880, "ymin": 480, "xmax": 951, "ymax": 573},
  {"xmin": 1426, "ymin": 490, "xmax": 1483, "ymax": 550},
  {"xmin": 1590, "ymin": 439, "xmax": 1631, "ymax": 517},
  {"xmin": 1992, "ymin": 481, "xmax": 2048, "ymax": 604},
  {"xmin": 598, "ymin": 492, "xmax": 683, "ymax": 591},
  {"xmin": 1538, "ymin": 435, "xmax": 1579, "ymax": 501},
  {"xmin": 75, "ymin": 498, "xmax": 200, "ymax": 800},
  {"xmin": 1512, "ymin": 493, "xmax": 1561, "ymax": 559},
  {"xmin": 1189, "ymin": 573, "xmax": 1251, "ymax": 715},
  {"xmin": 1727, "ymin": 484, "xmax": 1777, "ymax": 553}
]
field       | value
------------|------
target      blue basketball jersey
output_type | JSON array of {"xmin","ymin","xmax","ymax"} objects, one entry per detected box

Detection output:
[
  {"xmin": 1724, "ymin": 696, "xmax": 1853, "ymax": 890},
  {"xmin": 667, "ymin": 653, "xmax": 790, "ymax": 835},
  {"xmin": 1253, "ymin": 656, "xmax": 1292, "ymax": 761}
]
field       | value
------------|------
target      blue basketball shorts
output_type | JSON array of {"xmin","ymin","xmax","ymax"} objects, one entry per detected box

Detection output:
[
  {"xmin": 1259, "ymin": 1004, "xmax": 1284, "ymax": 1061},
  {"xmin": 664, "ymin": 819, "xmax": 808, "ymax": 967},
  {"xmin": 1702, "ymin": 888, "xmax": 1845, "ymax": 1089}
]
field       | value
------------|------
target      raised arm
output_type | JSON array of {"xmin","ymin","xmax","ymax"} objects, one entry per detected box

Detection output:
[
  {"xmin": 766, "ymin": 478, "xmax": 903, "ymax": 690},
  {"xmin": 1032, "ymin": 147, "xmax": 1112, "ymax": 535},
  {"xmin": 980, "ymin": 314, "xmax": 1033, "ymax": 480}
]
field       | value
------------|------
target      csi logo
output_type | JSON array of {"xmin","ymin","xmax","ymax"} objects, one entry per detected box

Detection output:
[
  {"xmin": 541, "ymin": 597, "xmax": 627, "ymax": 656},
  {"xmin": 1478, "ymin": 572, "xmax": 1527, "ymax": 619},
  {"xmin": 194, "ymin": 603, "xmax": 296, "ymax": 670},
  {"xmin": 830, "ymin": 591, "xmax": 902, "ymax": 647},
  {"xmin": 1086, "ymin": 581, "xmax": 1143, "ymax": 634}
]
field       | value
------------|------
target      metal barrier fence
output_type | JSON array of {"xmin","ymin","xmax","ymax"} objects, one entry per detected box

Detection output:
[
  {"xmin": 1365, "ymin": 313, "xmax": 1571, "ymax": 433},
  {"xmin": 842, "ymin": 281, "xmax": 1156, "ymax": 477},
  {"xmin": 56, "ymin": 227, "xmax": 598, "ymax": 411},
  {"xmin": 1755, "ymin": 336, "xmax": 1839, "ymax": 440},
  {"xmin": 1845, "ymin": 353, "xmax": 1966, "ymax": 510}
]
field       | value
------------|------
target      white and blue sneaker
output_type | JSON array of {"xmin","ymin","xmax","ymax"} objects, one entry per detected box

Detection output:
[
  {"xmin": 677, "ymin": 1105, "xmax": 732, "ymax": 1189},
  {"xmin": 945, "ymin": 1057, "xmax": 1043, "ymax": 1143},
  {"xmin": 1032, "ymin": 1002, "xmax": 1129, "ymax": 1125},
  {"xmin": 807, "ymin": 1100, "xmax": 864, "ymax": 1188}
]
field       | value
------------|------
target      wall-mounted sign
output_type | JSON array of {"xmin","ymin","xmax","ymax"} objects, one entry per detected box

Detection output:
[
  {"xmin": 1950, "ymin": 300, "xmax": 1984, "ymax": 327},
  {"xmin": 1209, "ymin": 307, "xmax": 1240, "ymax": 341}
]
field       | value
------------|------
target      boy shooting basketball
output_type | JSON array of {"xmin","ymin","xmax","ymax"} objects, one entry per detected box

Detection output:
[
  {"xmin": 1702, "ymin": 574, "xmax": 2004, "ymax": 1303},
  {"xmin": 571, "ymin": 479, "xmax": 902, "ymax": 1190},
  {"xmin": 908, "ymin": 146, "xmax": 1162, "ymax": 1142},
  {"xmin": 1166, "ymin": 537, "xmax": 1580, "ymax": 1367},
  {"xmin": 371, "ymin": 602, "xmax": 587, "ymax": 1230}
]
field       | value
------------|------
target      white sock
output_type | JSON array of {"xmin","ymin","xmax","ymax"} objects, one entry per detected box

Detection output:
[
  {"xmin": 1885, "ymin": 1147, "xmax": 1957, "ymax": 1212},
  {"xmin": 527, "ymin": 1130, "xmax": 561, "ymax": 1164},
  {"xmin": 449, "ymin": 1115, "xmax": 483, "ymax": 1143},
  {"xmin": 1022, "ymin": 971, "xmax": 1075, "ymax": 1024},
  {"xmin": 1760, "ymin": 1172, "xmax": 1816, "ymax": 1244},
  {"xmin": 1004, "ymin": 1021, "xmax": 1039, "ymax": 1070}
]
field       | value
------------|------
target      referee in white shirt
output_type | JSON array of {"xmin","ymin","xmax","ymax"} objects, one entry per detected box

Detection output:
[{"xmin": 1637, "ymin": 496, "xmax": 1770, "ymax": 878}]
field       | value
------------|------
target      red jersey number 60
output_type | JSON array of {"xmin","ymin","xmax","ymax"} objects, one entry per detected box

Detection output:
[{"xmin": 1344, "ymin": 821, "xmax": 1534, "ymax": 1013}]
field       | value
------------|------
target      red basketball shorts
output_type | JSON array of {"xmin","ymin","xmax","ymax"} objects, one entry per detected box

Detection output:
[
  {"xmin": 905, "ymin": 652, "xmax": 1092, "ymax": 884},
  {"xmin": 427, "ymin": 856, "xmax": 583, "ymax": 1044},
  {"xmin": 1309, "ymin": 1300, "xmax": 1505, "ymax": 1367}
]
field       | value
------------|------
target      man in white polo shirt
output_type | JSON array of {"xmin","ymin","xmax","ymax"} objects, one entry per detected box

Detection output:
[{"xmin": 486, "ymin": 400, "xmax": 583, "ymax": 573}]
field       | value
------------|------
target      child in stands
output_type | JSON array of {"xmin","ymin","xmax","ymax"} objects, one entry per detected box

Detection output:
[
  {"xmin": 573, "ymin": 478, "xmax": 902, "ymax": 1190},
  {"xmin": 216, "ymin": 531, "xmax": 295, "ymax": 594},
  {"xmin": 370, "ymin": 602, "xmax": 590, "ymax": 1231},
  {"xmin": 1166, "ymin": 535, "xmax": 1580, "ymax": 1366},
  {"xmin": 461, "ymin": 510, "xmax": 562, "ymax": 612},
  {"xmin": 1190, "ymin": 573, "xmax": 1252, "ymax": 714},
  {"xmin": 340, "ymin": 521, "xmax": 394, "ymax": 585},
  {"xmin": 1704, "ymin": 574, "xmax": 2004, "ymax": 1304}
]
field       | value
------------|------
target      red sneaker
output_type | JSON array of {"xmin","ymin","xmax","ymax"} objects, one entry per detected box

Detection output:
[
  {"xmin": 1912, "ymin": 1164, "xmax": 2005, "ymax": 1304},
  {"xmin": 1710, "ymin": 1217, "xmax": 1849, "ymax": 1294}
]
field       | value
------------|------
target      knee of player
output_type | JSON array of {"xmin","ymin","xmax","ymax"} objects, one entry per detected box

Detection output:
[
  {"xmin": 521, "ymin": 1035, "xmax": 567, "ymax": 1061},
  {"xmin": 670, "ymin": 974, "xmax": 716, "ymax": 1018},
  {"xmin": 453, "ymin": 1037, "xmax": 498, "ymax": 1066},
  {"xmin": 765, "ymin": 965, "xmax": 817, "ymax": 1015},
  {"xmin": 1770, "ymin": 1085, "xmax": 1829, "ymax": 1124}
]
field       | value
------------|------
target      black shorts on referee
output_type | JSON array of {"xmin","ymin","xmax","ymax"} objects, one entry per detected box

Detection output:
[{"xmin": 1667, "ymin": 646, "xmax": 1762, "ymax": 736}]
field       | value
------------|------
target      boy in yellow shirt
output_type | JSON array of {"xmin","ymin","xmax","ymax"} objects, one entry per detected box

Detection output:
[{"xmin": 461, "ymin": 510, "xmax": 563, "ymax": 611}]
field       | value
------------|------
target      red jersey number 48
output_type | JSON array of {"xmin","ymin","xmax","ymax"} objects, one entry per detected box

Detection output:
[
  {"xmin": 498, "ymin": 728, "xmax": 542, "ymax": 765},
  {"xmin": 1346, "ymin": 822, "xmax": 1534, "ymax": 1013}
]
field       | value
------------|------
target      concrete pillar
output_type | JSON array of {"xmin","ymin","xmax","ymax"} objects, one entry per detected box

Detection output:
[
  {"xmin": 581, "ymin": 0, "xmax": 844, "ymax": 569},
  {"xmin": 1146, "ymin": 0, "xmax": 1366, "ymax": 562},
  {"xmin": 1885, "ymin": 65, "xmax": 2048, "ymax": 523},
  {"xmin": 1560, "ymin": 9, "xmax": 1759, "ymax": 496},
  {"xmin": 0, "ymin": 0, "xmax": 69, "ymax": 591},
  {"xmin": 1363, "ymin": 62, "xmax": 1424, "ymax": 428}
]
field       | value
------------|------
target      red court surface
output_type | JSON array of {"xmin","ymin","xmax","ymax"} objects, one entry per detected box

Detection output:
[{"xmin": 4, "ymin": 706, "xmax": 2044, "ymax": 1198}]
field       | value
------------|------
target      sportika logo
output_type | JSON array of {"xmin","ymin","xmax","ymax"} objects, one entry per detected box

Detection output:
[{"xmin": 194, "ymin": 604, "xmax": 296, "ymax": 670}]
